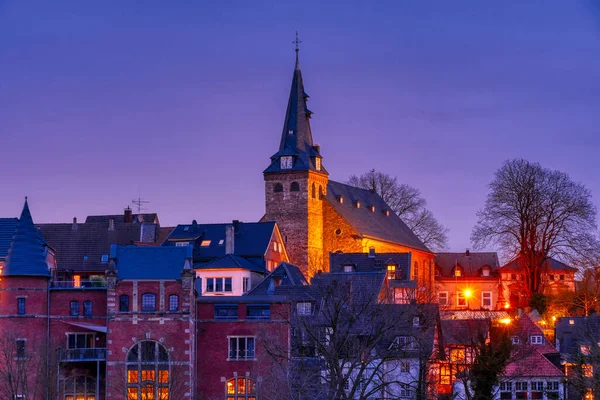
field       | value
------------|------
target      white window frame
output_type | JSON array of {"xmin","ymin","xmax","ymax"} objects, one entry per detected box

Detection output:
[
  {"xmin": 175, "ymin": 241, "xmax": 189, "ymax": 247},
  {"xmin": 530, "ymin": 335, "xmax": 543, "ymax": 345},
  {"xmin": 228, "ymin": 336, "xmax": 256, "ymax": 361},
  {"xmin": 481, "ymin": 291, "xmax": 492, "ymax": 309},
  {"xmin": 206, "ymin": 277, "xmax": 233, "ymax": 293},
  {"xmin": 343, "ymin": 265, "xmax": 354, "ymax": 273},
  {"xmin": 242, "ymin": 277, "xmax": 250, "ymax": 294},
  {"xmin": 438, "ymin": 291, "xmax": 448, "ymax": 306},
  {"xmin": 297, "ymin": 302, "xmax": 312, "ymax": 316}
]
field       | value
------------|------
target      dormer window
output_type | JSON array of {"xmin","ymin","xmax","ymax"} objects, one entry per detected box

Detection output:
[
  {"xmin": 354, "ymin": 201, "xmax": 361, "ymax": 208},
  {"xmin": 343, "ymin": 265, "xmax": 354, "ymax": 273},
  {"xmin": 530, "ymin": 335, "xmax": 543, "ymax": 345},
  {"xmin": 387, "ymin": 265, "xmax": 397, "ymax": 280},
  {"xmin": 315, "ymin": 157, "xmax": 322, "ymax": 171},
  {"xmin": 288, "ymin": 129, "xmax": 294, "ymax": 135},
  {"xmin": 336, "ymin": 195, "xmax": 344, "ymax": 204},
  {"xmin": 454, "ymin": 267, "xmax": 463, "ymax": 277},
  {"xmin": 481, "ymin": 266, "xmax": 491, "ymax": 277},
  {"xmin": 200, "ymin": 240, "xmax": 211, "ymax": 247},
  {"xmin": 369, "ymin": 205, "xmax": 375, "ymax": 212},
  {"xmin": 280, "ymin": 156, "xmax": 293, "ymax": 169}
]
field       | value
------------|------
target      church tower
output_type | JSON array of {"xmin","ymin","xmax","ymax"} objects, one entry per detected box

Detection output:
[{"xmin": 264, "ymin": 46, "xmax": 328, "ymax": 278}]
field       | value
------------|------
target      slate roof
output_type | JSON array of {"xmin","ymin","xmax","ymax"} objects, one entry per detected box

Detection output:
[
  {"xmin": 330, "ymin": 252, "xmax": 411, "ymax": 280},
  {"xmin": 248, "ymin": 262, "xmax": 311, "ymax": 299},
  {"xmin": 311, "ymin": 271, "xmax": 387, "ymax": 306},
  {"xmin": 196, "ymin": 254, "xmax": 264, "ymax": 273},
  {"xmin": 435, "ymin": 252, "xmax": 500, "ymax": 278},
  {"xmin": 38, "ymin": 218, "xmax": 160, "ymax": 273},
  {"xmin": 3, "ymin": 200, "xmax": 50, "ymax": 277},
  {"xmin": 440, "ymin": 319, "xmax": 491, "ymax": 345},
  {"xmin": 85, "ymin": 213, "xmax": 158, "ymax": 224},
  {"xmin": 0, "ymin": 218, "xmax": 18, "ymax": 261},
  {"xmin": 263, "ymin": 51, "xmax": 327, "ymax": 175},
  {"xmin": 502, "ymin": 345, "xmax": 564, "ymax": 377},
  {"xmin": 325, "ymin": 181, "xmax": 431, "ymax": 253},
  {"xmin": 499, "ymin": 256, "xmax": 577, "ymax": 272},
  {"xmin": 164, "ymin": 221, "xmax": 277, "ymax": 261},
  {"xmin": 111, "ymin": 245, "xmax": 192, "ymax": 280},
  {"xmin": 555, "ymin": 316, "xmax": 600, "ymax": 361}
]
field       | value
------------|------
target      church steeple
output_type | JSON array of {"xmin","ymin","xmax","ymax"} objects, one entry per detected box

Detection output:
[
  {"xmin": 264, "ymin": 39, "xmax": 327, "ymax": 175},
  {"xmin": 3, "ymin": 198, "xmax": 50, "ymax": 277}
]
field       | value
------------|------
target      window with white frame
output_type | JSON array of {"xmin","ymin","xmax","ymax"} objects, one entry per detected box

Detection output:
[
  {"xmin": 530, "ymin": 335, "xmax": 543, "ymax": 345},
  {"xmin": 499, "ymin": 382, "xmax": 512, "ymax": 400},
  {"xmin": 228, "ymin": 337, "xmax": 255, "ymax": 360},
  {"xmin": 481, "ymin": 292, "xmax": 492, "ymax": 309},
  {"xmin": 515, "ymin": 382, "xmax": 528, "ymax": 399},
  {"xmin": 394, "ymin": 336, "xmax": 418, "ymax": 350},
  {"xmin": 169, "ymin": 295, "xmax": 178, "ymax": 312},
  {"xmin": 297, "ymin": 302, "xmax": 312, "ymax": 316},
  {"xmin": 205, "ymin": 277, "xmax": 233, "ymax": 293},
  {"xmin": 242, "ymin": 277, "xmax": 250, "ymax": 293},
  {"xmin": 547, "ymin": 381, "xmax": 559, "ymax": 399},
  {"xmin": 126, "ymin": 341, "xmax": 169, "ymax": 399},
  {"xmin": 511, "ymin": 336, "xmax": 520, "ymax": 345},
  {"xmin": 531, "ymin": 381, "xmax": 543, "ymax": 399},
  {"xmin": 457, "ymin": 292, "xmax": 467, "ymax": 307},
  {"xmin": 438, "ymin": 292, "xmax": 448, "ymax": 306},
  {"xmin": 175, "ymin": 241, "xmax": 189, "ymax": 247}
]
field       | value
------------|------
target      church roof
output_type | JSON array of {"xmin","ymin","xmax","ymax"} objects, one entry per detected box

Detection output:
[
  {"xmin": 3, "ymin": 200, "xmax": 50, "ymax": 277},
  {"xmin": 264, "ymin": 51, "xmax": 327, "ymax": 174},
  {"xmin": 325, "ymin": 181, "xmax": 432, "ymax": 253}
]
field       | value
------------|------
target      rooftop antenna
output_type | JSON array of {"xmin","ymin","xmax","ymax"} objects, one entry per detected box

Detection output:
[{"xmin": 132, "ymin": 188, "xmax": 149, "ymax": 214}]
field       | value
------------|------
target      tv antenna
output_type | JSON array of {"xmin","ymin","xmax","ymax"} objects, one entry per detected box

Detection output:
[{"xmin": 132, "ymin": 197, "xmax": 149, "ymax": 214}]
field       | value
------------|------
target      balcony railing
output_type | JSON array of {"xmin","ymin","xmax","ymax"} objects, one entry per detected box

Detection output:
[
  {"xmin": 51, "ymin": 280, "xmax": 107, "ymax": 289},
  {"xmin": 58, "ymin": 348, "xmax": 107, "ymax": 362}
]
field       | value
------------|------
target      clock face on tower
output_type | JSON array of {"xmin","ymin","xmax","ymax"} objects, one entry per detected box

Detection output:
[{"xmin": 280, "ymin": 156, "xmax": 293, "ymax": 169}]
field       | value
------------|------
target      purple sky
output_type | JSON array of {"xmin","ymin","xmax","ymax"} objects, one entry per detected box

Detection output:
[{"xmin": 1, "ymin": 1, "xmax": 600, "ymax": 252}]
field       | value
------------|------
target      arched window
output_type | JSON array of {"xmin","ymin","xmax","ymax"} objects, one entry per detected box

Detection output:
[
  {"xmin": 290, "ymin": 182, "xmax": 300, "ymax": 192},
  {"xmin": 273, "ymin": 183, "xmax": 283, "ymax": 193},
  {"xmin": 311, "ymin": 183, "xmax": 316, "ymax": 198},
  {"xmin": 70, "ymin": 301, "xmax": 79, "ymax": 317},
  {"xmin": 142, "ymin": 293, "xmax": 156, "ymax": 312},
  {"xmin": 319, "ymin": 185, "xmax": 324, "ymax": 199},
  {"xmin": 169, "ymin": 295, "xmax": 179, "ymax": 312},
  {"xmin": 226, "ymin": 377, "xmax": 257, "ymax": 399},
  {"xmin": 127, "ymin": 341, "xmax": 169, "ymax": 399},
  {"xmin": 63, "ymin": 375, "xmax": 96, "ymax": 400},
  {"xmin": 120, "ymin": 295, "xmax": 130, "ymax": 312},
  {"xmin": 83, "ymin": 300, "xmax": 93, "ymax": 317}
]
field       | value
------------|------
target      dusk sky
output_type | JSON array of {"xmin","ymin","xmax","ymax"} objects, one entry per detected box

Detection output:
[{"xmin": 1, "ymin": 1, "xmax": 600, "ymax": 252}]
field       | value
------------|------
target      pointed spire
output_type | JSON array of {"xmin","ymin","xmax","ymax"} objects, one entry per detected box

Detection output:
[
  {"xmin": 264, "ymin": 36, "xmax": 327, "ymax": 175},
  {"xmin": 3, "ymin": 198, "xmax": 50, "ymax": 277}
]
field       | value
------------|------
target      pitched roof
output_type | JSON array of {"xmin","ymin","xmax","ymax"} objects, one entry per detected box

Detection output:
[
  {"xmin": 330, "ymin": 252, "xmax": 411, "ymax": 274},
  {"xmin": 502, "ymin": 345, "xmax": 564, "ymax": 377},
  {"xmin": 3, "ymin": 200, "xmax": 50, "ymax": 277},
  {"xmin": 111, "ymin": 245, "xmax": 192, "ymax": 280},
  {"xmin": 164, "ymin": 221, "xmax": 277, "ymax": 261},
  {"xmin": 510, "ymin": 313, "xmax": 558, "ymax": 355},
  {"xmin": 38, "ymin": 218, "xmax": 160, "ymax": 272},
  {"xmin": 499, "ymin": 256, "xmax": 577, "ymax": 272},
  {"xmin": 85, "ymin": 213, "xmax": 158, "ymax": 224},
  {"xmin": 325, "ymin": 181, "xmax": 431, "ymax": 253},
  {"xmin": 555, "ymin": 316, "xmax": 600, "ymax": 359},
  {"xmin": 263, "ymin": 51, "xmax": 327, "ymax": 174},
  {"xmin": 311, "ymin": 271, "xmax": 387, "ymax": 305},
  {"xmin": 196, "ymin": 254, "xmax": 264, "ymax": 273},
  {"xmin": 248, "ymin": 262, "xmax": 310, "ymax": 298},
  {"xmin": 0, "ymin": 218, "xmax": 18, "ymax": 261},
  {"xmin": 440, "ymin": 319, "xmax": 490, "ymax": 345},
  {"xmin": 435, "ymin": 252, "xmax": 499, "ymax": 278}
]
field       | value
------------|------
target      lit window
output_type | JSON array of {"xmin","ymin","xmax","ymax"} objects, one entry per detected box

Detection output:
[
  {"xmin": 228, "ymin": 337, "xmax": 255, "ymax": 360},
  {"xmin": 63, "ymin": 376, "xmax": 97, "ymax": 400},
  {"xmin": 73, "ymin": 275, "xmax": 81, "ymax": 288},
  {"xmin": 315, "ymin": 158, "xmax": 322, "ymax": 171},
  {"xmin": 200, "ymin": 240, "xmax": 211, "ymax": 247},
  {"xmin": 450, "ymin": 348, "xmax": 465, "ymax": 362},
  {"xmin": 583, "ymin": 364, "xmax": 594, "ymax": 377},
  {"xmin": 482, "ymin": 267, "xmax": 490, "ymax": 277},
  {"xmin": 482, "ymin": 292, "xmax": 492, "ymax": 308},
  {"xmin": 584, "ymin": 389, "xmax": 593, "ymax": 400},
  {"xmin": 126, "ymin": 341, "xmax": 169, "ymax": 399},
  {"xmin": 440, "ymin": 365, "xmax": 451, "ymax": 385},
  {"xmin": 225, "ymin": 377, "xmax": 257, "ymax": 399},
  {"xmin": 438, "ymin": 292, "xmax": 448, "ymax": 306},
  {"xmin": 70, "ymin": 301, "xmax": 79, "ymax": 316},
  {"xmin": 387, "ymin": 265, "xmax": 396, "ymax": 280},
  {"xmin": 569, "ymin": 319, "xmax": 575, "ymax": 325},
  {"xmin": 401, "ymin": 361, "xmax": 410, "ymax": 373},
  {"xmin": 530, "ymin": 335, "xmax": 543, "ymax": 345},
  {"xmin": 454, "ymin": 268, "xmax": 462, "ymax": 277},
  {"xmin": 296, "ymin": 302, "xmax": 312, "ymax": 316},
  {"xmin": 457, "ymin": 292, "xmax": 466, "ymax": 307},
  {"xmin": 343, "ymin": 265, "xmax": 354, "ymax": 273},
  {"xmin": 141, "ymin": 293, "xmax": 156, "ymax": 312},
  {"xmin": 413, "ymin": 261, "xmax": 419, "ymax": 280},
  {"xmin": 17, "ymin": 298, "xmax": 26, "ymax": 315},
  {"xmin": 169, "ymin": 295, "xmax": 178, "ymax": 312}
]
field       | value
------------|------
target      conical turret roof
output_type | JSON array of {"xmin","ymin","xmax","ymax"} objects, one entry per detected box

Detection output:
[{"xmin": 3, "ymin": 199, "xmax": 50, "ymax": 277}]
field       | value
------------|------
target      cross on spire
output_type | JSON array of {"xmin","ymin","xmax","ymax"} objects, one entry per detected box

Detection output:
[{"xmin": 293, "ymin": 31, "xmax": 301, "ymax": 53}]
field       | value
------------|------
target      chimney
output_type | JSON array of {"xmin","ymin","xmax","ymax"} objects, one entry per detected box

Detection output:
[
  {"xmin": 368, "ymin": 248, "xmax": 376, "ymax": 258},
  {"xmin": 312, "ymin": 144, "xmax": 321, "ymax": 154},
  {"xmin": 233, "ymin": 220, "xmax": 241, "ymax": 234},
  {"xmin": 124, "ymin": 207, "xmax": 133, "ymax": 223},
  {"xmin": 72, "ymin": 217, "xmax": 77, "ymax": 230},
  {"xmin": 225, "ymin": 224, "xmax": 235, "ymax": 255},
  {"xmin": 108, "ymin": 218, "xmax": 115, "ymax": 232},
  {"xmin": 466, "ymin": 249, "xmax": 470, "ymax": 257}
]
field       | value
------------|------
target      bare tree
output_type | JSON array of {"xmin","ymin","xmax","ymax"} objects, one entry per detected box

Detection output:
[
  {"xmin": 347, "ymin": 169, "xmax": 449, "ymax": 251},
  {"xmin": 472, "ymin": 159, "xmax": 599, "ymax": 298},
  {"xmin": 262, "ymin": 276, "xmax": 440, "ymax": 400},
  {"xmin": 0, "ymin": 330, "xmax": 54, "ymax": 400}
]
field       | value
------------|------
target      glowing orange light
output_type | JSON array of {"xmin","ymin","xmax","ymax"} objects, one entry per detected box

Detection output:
[
  {"xmin": 504, "ymin": 302, "xmax": 510, "ymax": 309},
  {"xmin": 500, "ymin": 318, "xmax": 512, "ymax": 325},
  {"xmin": 464, "ymin": 289, "xmax": 472, "ymax": 298},
  {"xmin": 540, "ymin": 320, "xmax": 546, "ymax": 325},
  {"xmin": 552, "ymin": 316, "xmax": 557, "ymax": 322}
]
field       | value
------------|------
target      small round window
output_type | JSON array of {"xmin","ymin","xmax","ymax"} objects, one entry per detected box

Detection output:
[{"xmin": 335, "ymin": 229, "xmax": 342, "ymax": 236}]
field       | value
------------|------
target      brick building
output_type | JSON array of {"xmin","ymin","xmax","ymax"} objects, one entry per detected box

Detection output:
[{"xmin": 262, "ymin": 49, "xmax": 435, "ymax": 289}]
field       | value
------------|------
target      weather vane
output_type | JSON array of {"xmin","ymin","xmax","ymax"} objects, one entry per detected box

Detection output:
[{"xmin": 293, "ymin": 31, "xmax": 301, "ymax": 52}]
